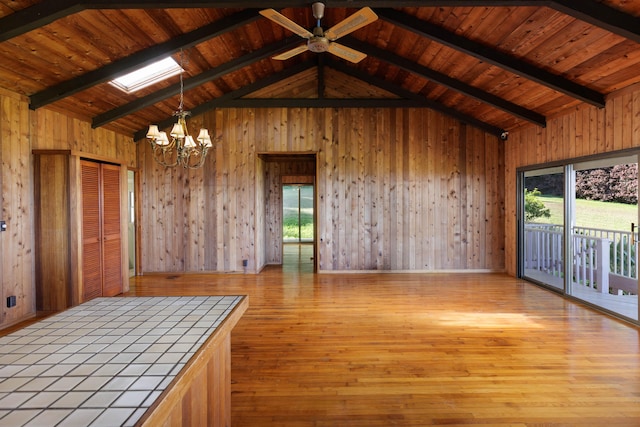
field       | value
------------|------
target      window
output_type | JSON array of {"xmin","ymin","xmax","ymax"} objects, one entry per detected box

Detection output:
[{"xmin": 110, "ymin": 57, "xmax": 182, "ymax": 93}]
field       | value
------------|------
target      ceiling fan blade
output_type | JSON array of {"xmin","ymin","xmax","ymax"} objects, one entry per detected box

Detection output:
[
  {"xmin": 323, "ymin": 7, "xmax": 378, "ymax": 41},
  {"xmin": 259, "ymin": 9, "xmax": 314, "ymax": 39},
  {"xmin": 327, "ymin": 42, "xmax": 367, "ymax": 63},
  {"xmin": 273, "ymin": 44, "xmax": 309, "ymax": 60}
]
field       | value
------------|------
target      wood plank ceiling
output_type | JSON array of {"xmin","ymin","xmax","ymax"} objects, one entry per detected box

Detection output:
[{"xmin": 0, "ymin": 1, "xmax": 639, "ymax": 139}]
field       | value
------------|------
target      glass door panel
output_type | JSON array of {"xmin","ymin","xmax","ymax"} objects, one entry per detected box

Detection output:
[
  {"xmin": 283, "ymin": 184, "xmax": 314, "ymax": 243},
  {"xmin": 570, "ymin": 156, "xmax": 638, "ymax": 321},
  {"xmin": 522, "ymin": 168, "xmax": 565, "ymax": 290}
]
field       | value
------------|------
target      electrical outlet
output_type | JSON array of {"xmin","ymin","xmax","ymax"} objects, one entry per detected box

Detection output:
[{"xmin": 7, "ymin": 296, "xmax": 16, "ymax": 308}]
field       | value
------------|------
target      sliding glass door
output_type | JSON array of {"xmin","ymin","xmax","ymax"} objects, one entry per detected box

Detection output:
[{"xmin": 519, "ymin": 156, "xmax": 639, "ymax": 322}]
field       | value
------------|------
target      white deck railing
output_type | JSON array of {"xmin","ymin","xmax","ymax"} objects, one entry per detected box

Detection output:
[{"xmin": 524, "ymin": 223, "xmax": 638, "ymax": 295}]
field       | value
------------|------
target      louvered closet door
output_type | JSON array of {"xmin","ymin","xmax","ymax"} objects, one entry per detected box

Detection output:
[
  {"xmin": 81, "ymin": 161, "xmax": 102, "ymax": 301},
  {"xmin": 101, "ymin": 164, "xmax": 123, "ymax": 297},
  {"xmin": 81, "ymin": 161, "xmax": 123, "ymax": 301}
]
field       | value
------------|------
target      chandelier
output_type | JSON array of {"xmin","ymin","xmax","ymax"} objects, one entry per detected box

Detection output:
[{"xmin": 146, "ymin": 51, "xmax": 213, "ymax": 169}]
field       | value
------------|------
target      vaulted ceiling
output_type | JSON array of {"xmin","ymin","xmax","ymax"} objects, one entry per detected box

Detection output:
[{"xmin": 1, "ymin": 1, "xmax": 639, "ymax": 140}]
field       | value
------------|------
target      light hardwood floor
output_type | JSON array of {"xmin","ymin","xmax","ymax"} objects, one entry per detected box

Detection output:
[{"xmin": 126, "ymin": 248, "xmax": 640, "ymax": 426}]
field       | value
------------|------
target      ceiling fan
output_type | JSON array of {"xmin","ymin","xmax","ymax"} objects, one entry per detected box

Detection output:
[{"xmin": 259, "ymin": 2, "xmax": 378, "ymax": 63}]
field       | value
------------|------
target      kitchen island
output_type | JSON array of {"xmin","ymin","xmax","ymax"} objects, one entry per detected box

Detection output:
[{"xmin": 0, "ymin": 295, "xmax": 248, "ymax": 427}]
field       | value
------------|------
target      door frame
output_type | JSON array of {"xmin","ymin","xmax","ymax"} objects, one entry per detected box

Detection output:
[{"xmin": 258, "ymin": 152, "xmax": 318, "ymax": 273}]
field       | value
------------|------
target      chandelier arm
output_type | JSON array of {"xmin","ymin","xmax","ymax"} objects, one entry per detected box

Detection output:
[
  {"xmin": 151, "ymin": 143, "xmax": 179, "ymax": 168},
  {"xmin": 183, "ymin": 145, "xmax": 210, "ymax": 169}
]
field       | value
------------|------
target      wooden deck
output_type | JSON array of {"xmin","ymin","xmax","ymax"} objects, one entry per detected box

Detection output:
[{"xmin": 126, "ymin": 252, "xmax": 640, "ymax": 426}]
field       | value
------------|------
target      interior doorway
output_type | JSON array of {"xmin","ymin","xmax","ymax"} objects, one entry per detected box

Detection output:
[{"xmin": 258, "ymin": 153, "xmax": 317, "ymax": 272}]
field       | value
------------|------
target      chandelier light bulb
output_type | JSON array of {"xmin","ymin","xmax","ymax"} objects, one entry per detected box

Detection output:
[
  {"xmin": 184, "ymin": 135, "xmax": 196, "ymax": 148},
  {"xmin": 170, "ymin": 122, "xmax": 185, "ymax": 138},
  {"xmin": 158, "ymin": 131, "xmax": 170, "ymax": 146},
  {"xmin": 197, "ymin": 128, "xmax": 210, "ymax": 141},
  {"xmin": 146, "ymin": 124, "xmax": 160, "ymax": 139}
]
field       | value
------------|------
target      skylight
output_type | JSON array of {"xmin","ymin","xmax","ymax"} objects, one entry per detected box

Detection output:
[{"xmin": 111, "ymin": 57, "xmax": 182, "ymax": 93}]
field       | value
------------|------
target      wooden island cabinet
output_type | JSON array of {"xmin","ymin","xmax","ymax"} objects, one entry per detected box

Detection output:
[{"xmin": 33, "ymin": 150, "xmax": 128, "ymax": 312}]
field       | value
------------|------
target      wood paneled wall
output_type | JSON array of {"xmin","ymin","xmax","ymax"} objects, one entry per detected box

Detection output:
[
  {"xmin": 140, "ymin": 107, "xmax": 505, "ymax": 273},
  {"xmin": 0, "ymin": 88, "xmax": 32, "ymax": 327},
  {"xmin": 0, "ymin": 90, "xmax": 137, "ymax": 330},
  {"xmin": 504, "ymin": 84, "xmax": 640, "ymax": 276},
  {"xmin": 30, "ymin": 109, "xmax": 137, "ymax": 167}
]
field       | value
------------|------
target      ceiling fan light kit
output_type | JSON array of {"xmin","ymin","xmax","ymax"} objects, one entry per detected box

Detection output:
[{"xmin": 260, "ymin": 2, "xmax": 378, "ymax": 63}]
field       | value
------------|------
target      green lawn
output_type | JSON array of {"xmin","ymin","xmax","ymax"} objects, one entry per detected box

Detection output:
[
  {"xmin": 282, "ymin": 190, "xmax": 638, "ymax": 238},
  {"xmin": 532, "ymin": 196, "xmax": 638, "ymax": 231},
  {"xmin": 283, "ymin": 185, "xmax": 314, "ymax": 240}
]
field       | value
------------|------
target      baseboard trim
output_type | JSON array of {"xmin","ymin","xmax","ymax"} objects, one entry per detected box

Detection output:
[{"xmin": 318, "ymin": 269, "xmax": 505, "ymax": 274}]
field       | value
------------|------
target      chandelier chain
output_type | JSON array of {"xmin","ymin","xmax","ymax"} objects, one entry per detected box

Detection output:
[{"xmin": 178, "ymin": 49, "xmax": 186, "ymax": 113}]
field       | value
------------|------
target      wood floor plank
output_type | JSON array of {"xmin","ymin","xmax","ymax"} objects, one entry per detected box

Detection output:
[{"xmin": 125, "ymin": 252, "xmax": 640, "ymax": 426}]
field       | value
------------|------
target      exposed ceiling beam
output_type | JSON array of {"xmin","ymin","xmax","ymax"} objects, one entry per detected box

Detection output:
[
  {"xmin": 226, "ymin": 98, "xmax": 451, "ymax": 108},
  {"xmin": 549, "ymin": 0, "xmax": 640, "ymax": 44},
  {"xmin": 30, "ymin": 9, "xmax": 260, "ymax": 110},
  {"xmin": 92, "ymin": 36, "xmax": 302, "ymax": 128},
  {"xmin": 341, "ymin": 37, "xmax": 546, "ymax": 127},
  {"xmin": 0, "ymin": 0, "xmax": 83, "ymax": 42},
  {"xmin": 326, "ymin": 59, "xmax": 505, "ymax": 136},
  {"xmin": 377, "ymin": 8, "xmax": 605, "ymax": 108},
  {"xmin": 3, "ymin": 1, "xmax": 639, "ymax": 44}
]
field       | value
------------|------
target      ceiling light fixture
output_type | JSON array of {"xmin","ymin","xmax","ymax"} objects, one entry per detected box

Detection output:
[{"xmin": 146, "ymin": 50, "xmax": 214, "ymax": 169}]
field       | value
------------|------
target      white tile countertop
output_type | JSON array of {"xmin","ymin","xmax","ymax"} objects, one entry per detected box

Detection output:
[{"xmin": 0, "ymin": 295, "xmax": 244, "ymax": 427}]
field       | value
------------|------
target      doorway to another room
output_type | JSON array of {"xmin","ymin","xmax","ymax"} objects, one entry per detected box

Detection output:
[{"xmin": 259, "ymin": 153, "xmax": 317, "ymax": 273}]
